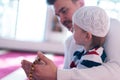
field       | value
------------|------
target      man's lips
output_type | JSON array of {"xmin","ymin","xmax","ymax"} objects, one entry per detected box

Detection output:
[{"xmin": 63, "ymin": 21, "xmax": 72, "ymax": 31}]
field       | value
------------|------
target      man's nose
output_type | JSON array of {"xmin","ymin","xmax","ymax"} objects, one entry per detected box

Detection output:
[
  {"xmin": 59, "ymin": 14, "xmax": 65, "ymax": 23},
  {"xmin": 70, "ymin": 27, "xmax": 74, "ymax": 32}
]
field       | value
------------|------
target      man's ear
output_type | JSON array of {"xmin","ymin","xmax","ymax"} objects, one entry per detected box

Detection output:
[
  {"xmin": 79, "ymin": 0, "xmax": 85, "ymax": 7},
  {"xmin": 75, "ymin": 0, "xmax": 85, "ymax": 7}
]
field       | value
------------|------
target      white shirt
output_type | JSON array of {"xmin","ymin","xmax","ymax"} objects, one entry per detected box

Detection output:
[{"xmin": 57, "ymin": 18, "xmax": 120, "ymax": 80}]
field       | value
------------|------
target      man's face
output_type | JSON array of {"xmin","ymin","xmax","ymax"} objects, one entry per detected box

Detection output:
[{"xmin": 54, "ymin": 0, "xmax": 81, "ymax": 31}]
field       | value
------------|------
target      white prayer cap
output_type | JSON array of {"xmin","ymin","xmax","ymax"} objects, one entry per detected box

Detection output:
[{"xmin": 72, "ymin": 6, "xmax": 110, "ymax": 37}]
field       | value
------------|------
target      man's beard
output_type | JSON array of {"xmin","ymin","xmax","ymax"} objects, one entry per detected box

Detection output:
[{"xmin": 63, "ymin": 20, "xmax": 72, "ymax": 30}]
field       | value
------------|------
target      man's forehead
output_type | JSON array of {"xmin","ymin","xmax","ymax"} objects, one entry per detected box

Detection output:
[
  {"xmin": 54, "ymin": 2, "xmax": 65, "ymax": 11},
  {"xmin": 54, "ymin": 0, "xmax": 72, "ymax": 14}
]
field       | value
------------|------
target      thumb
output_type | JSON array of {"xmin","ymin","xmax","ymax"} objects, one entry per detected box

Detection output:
[{"xmin": 37, "ymin": 51, "xmax": 52, "ymax": 65}]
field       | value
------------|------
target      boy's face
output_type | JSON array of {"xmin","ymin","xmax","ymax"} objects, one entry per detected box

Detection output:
[
  {"xmin": 54, "ymin": 0, "xmax": 82, "ymax": 32},
  {"xmin": 73, "ymin": 24, "xmax": 87, "ymax": 45}
]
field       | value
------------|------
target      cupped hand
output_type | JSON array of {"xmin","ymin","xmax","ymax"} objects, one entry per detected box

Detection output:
[{"xmin": 21, "ymin": 51, "xmax": 57, "ymax": 80}]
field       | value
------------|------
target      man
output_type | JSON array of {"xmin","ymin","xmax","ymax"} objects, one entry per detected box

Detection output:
[
  {"xmin": 21, "ymin": 0, "xmax": 120, "ymax": 80},
  {"xmin": 48, "ymin": 0, "xmax": 85, "ymax": 69}
]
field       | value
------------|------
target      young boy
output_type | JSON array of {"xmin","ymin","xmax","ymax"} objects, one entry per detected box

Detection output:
[{"xmin": 70, "ymin": 6, "xmax": 110, "ymax": 69}]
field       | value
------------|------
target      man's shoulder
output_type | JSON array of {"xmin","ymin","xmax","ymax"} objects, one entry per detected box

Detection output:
[
  {"xmin": 109, "ymin": 18, "xmax": 120, "ymax": 31},
  {"xmin": 65, "ymin": 35, "xmax": 74, "ymax": 43},
  {"xmin": 104, "ymin": 18, "xmax": 120, "ymax": 61},
  {"xmin": 110, "ymin": 18, "xmax": 120, "ymax": 23}
]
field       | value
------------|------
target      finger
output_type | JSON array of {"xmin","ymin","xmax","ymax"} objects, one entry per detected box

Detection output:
[
  {"xmin": 37, "ymin": 51, "xmax": 52, "ymax": 65},
  {"xmin": 21, "ymin": 60, "xmax": 32, "ymax": 77},
  {"xmin": 21, "ymin": 60, "xmax": 32, "ymax": 69}
]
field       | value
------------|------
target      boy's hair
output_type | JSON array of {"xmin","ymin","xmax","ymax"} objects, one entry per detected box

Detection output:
[
  {"xmin": 92, "ymin": 36, "xmax": 105, "ymax": 48},
  {"xmin": 81, "ymin": 29, "xmax": 105, "ymax": 47}
]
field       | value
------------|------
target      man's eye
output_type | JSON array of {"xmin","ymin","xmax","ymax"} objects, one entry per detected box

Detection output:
[{"xmin": 62, "ymin": 8, "xmax": 68, "ymax": 14}]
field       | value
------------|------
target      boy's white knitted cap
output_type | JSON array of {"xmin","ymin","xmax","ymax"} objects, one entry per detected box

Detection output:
[{"xmin": 72, "ymin": 6, "xmax": 110, "ymax": 37}]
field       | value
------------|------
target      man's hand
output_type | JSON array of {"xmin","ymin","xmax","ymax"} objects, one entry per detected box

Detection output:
[{"xmin": 21, "ymin": 51, "xmax": 57, "ymax": 80}]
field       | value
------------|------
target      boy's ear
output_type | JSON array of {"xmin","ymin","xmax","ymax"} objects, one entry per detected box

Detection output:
[{"xmin": 86, "ymin": 32, "xmax": 92, "ymax": 41}]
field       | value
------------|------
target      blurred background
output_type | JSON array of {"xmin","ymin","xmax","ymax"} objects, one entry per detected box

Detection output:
[{"xmin": 0, "ymin": 0, "xmax": 120, "ymax": 53}]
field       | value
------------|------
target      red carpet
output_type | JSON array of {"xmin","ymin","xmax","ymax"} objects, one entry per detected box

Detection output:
[{"xmin": 0, "ymin": 51, "xmax": 64, "ymax": 79}]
